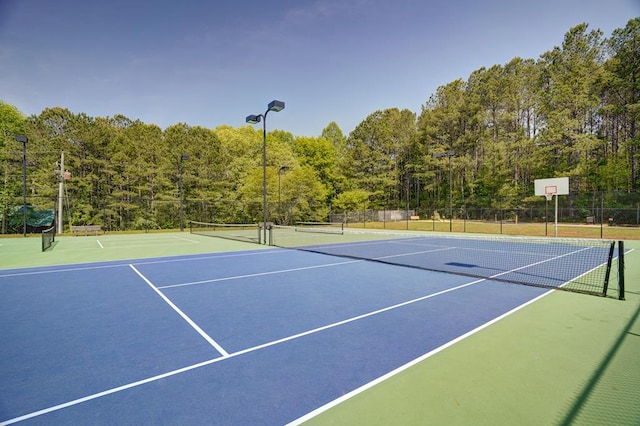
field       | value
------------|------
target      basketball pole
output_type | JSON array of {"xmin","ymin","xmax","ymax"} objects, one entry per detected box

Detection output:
[
  {"xmin": 545, "ymin": 197, "xmax": 548, "ymax": 236},
  {"xmin": 554, "ymin": 193, "xmax": 558, "ymax": 238}
]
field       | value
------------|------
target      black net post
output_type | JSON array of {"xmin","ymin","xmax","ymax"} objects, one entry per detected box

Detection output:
[
  {"xmin": 603, "ymin": 241, "xmax": 615, "ymax": 296},
  {"xmin": 618, "ymin": 240, "xmax": 625, "ymax": 301},
  {"xmin": 41, "ymin": 226, "xmax": 55, "ymax": 252}
]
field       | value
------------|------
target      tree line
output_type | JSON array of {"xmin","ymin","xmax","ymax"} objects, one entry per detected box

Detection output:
[{"xmin": 1, "ymin": 19, "xmax": 639, "ymax": 233}]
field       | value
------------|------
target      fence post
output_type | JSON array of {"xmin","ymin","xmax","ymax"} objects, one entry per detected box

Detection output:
[{"xmin": 600, "ymin": 192, "xmax": 604, "ymax": 239}]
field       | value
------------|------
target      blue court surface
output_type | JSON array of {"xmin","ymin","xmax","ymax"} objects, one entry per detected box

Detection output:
[{"xmin": 2, "ymin": 239, "xmax": 596, "ymax": 425}]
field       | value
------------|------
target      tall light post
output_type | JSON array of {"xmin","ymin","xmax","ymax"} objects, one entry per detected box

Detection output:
[
  {"xmin": 433, "ymin": 150, "xmax": 454, "ymax": 232},
  {"xmin": 246, "ymin": 100, "xmax": 285, "ymax": 244},
  {"xmin": 179, "ymin": 154, "xmax": 189, "ymax": 231},
  {"xmin": 278, "ymin": 165, "xmax": 290, "ymax": 225},
  {"xmin": 15, "ymin": 135, "xmax": 28, "ymax": 236}
]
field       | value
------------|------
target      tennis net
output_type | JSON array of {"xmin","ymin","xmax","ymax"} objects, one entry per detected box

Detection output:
[
  {"xmin": 270, "ymin": 226, "xmax": 625, "ymax": 299},
  {"xmin": 189, "ymin": 221, "xmax": 262, "ymax": 244},
  {"xmin": 42, "ymin": 226, "xmax": 55, "ymax": 252},
  {"xmin": 294, "ymin": 221, "xmax": 344, "ymax": 234}
]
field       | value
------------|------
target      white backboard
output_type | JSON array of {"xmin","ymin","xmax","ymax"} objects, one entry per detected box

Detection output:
[{"xmin": 534, "ymin": 177, "xmax": 569, "ymax": 196}]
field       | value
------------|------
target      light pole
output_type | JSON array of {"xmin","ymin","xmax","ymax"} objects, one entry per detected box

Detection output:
[
  {"xmin": 15, "ymin": 135, "xmax": 28, "ymax": 237},
  {"xmin": 278, "ymin": 165, "xmax": 290, "ymax": 225},
  {"xmin": 246, "ymin": 100, "xmax": 285, "ymax": 244},
  {"xmin": 179, "ymin": 154, "xmax": 189, "ymax": 231},
  {"xmin": 433, "ymin": 150, "xmax": 454, "ymax": 232}
]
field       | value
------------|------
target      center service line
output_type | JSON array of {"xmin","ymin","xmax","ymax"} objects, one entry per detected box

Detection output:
[{"xmin": 129, "ymin": 264, "xmax": 230, "ymax": 357}]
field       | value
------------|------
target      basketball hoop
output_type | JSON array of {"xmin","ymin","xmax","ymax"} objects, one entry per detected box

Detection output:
[{"xmin": 544, "ymin": 185, "xmax": 557, "ymax": 201}]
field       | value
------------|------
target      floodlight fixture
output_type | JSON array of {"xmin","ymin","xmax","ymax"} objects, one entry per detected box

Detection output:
[
  {"xmin": 246, "ymin": 115, "xmax": 261, "ymax": 124},
  {"xmin": 432, "ymin": 150, "xmax": 455, "ymax": 159},
  {"xmin": 267, "ymin": 100, "xmax": 285, "ymax": 112}
]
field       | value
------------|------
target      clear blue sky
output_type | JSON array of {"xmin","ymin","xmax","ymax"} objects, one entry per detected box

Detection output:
[{"xmin": 1, "ymin": 0, "xmax": 638, "ymax": 137}]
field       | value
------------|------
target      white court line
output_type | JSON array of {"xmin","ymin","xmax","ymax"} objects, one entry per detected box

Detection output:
[
  {"xmin": 0, "ymin": 263, "xmax": 126, "ymax": 278},
  {"xmin": 133, "ymin": 249, "xmax": 287, "ymax": 265},
  {"xmin": 172, "ymin": 236, "xmax": 200, "ymax": 243},
  {"xmin": 375, "ymin": 246, "xmax": 454, "ymax": 260},
  {"xmin": 129, "ymin": 265, "xmax": 230, "ymax": 357},
  {"xmin": 0, "ymin": 356, "xmax": 228, "ymax": 426},
  {"xmin": 158, "ymin": 260, "xmax": 362, "ymax": 289},
  {"xmin": 96, "ymin": 240, "xmax": 104, "ymax": 249},
  {"xmin": 0, "ymin": 250, "xmax": 286, "ymax": 278},
  {"xmin": 0, "ymin": 246, "xmax": 598, "ymax": 425}
]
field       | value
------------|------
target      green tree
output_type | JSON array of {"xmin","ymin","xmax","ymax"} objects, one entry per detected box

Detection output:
[
  {"xmin": 239, "ymin": 164, "xmax": 327, "ymax": 224},
  {"xmin": 0, "ymin": 101, "xmax": 27, "ymax": 233},
  {"xmin": 280, "ymin": 165, "xmax": 329, "ymax": 224},
  {"xmin": 538, "ymin": 23, "xmax": 606, "ymax": 197},
  {"xmin": 346, "ymin": 108, "xmax": 416, "ymax": 208},
  {"xmin": 322, "ymin": 121, "xmax": 347, "ymax": 162},
  {"xmin": 418, "ymin": 80, "xmax": 470, "ymax": 210},
  {"xmin": 332, "ymin": 189, "xmax": 370, "ymax": 213},
  {"xmin": 293, "ymin": 136, "xmax": 341, "ymax": 198},
  {"xmin": 601, "ymin": 17, "xmax": 640, "ymax": 188}
]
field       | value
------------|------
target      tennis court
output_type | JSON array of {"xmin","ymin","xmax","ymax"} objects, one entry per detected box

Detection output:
[{"xmin": 0, "ymin": 231, "xmax": 638, "ymax": 424}]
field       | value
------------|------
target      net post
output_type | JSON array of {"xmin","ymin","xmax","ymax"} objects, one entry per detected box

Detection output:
[
  {"xmin": 41, "ymin": 226, "xmax": 56, "ymax": 252},
  {"xmin": 618, "ymin": 240, "xmax": 625, "ymax": 300},
  {"xmin": 603, "ymin": 241, "xmax": 615, "ymax": 296},
  {"xmin": 258, "ymin": 222, "xmax": 272, "ymax": 245}
]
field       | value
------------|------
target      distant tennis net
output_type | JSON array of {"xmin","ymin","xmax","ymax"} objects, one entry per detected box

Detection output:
[
  {"xmin": 190, "ymin": 221, "xmax": 262, "ymax": 245},
  {"xmin": 41, "ymin": 226, "xmax": 55, "ymax": 252},
  {"xmin": 270, "ymin": 226, "xmax": 625, "ymax": 299},
  {"xmin": 294, "ymin": 221, "xmax": 344, "ymax": 234}
]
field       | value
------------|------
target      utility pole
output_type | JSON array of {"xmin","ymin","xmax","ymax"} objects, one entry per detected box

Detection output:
[{"xmin": 58, "ymin": 151, "xmax": 64, "ymax": 234}]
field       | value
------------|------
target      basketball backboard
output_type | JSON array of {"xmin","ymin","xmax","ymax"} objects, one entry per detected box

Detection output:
[{"xmin": 534, "ymin": 177, "xmax": 569, "ymax": 197}]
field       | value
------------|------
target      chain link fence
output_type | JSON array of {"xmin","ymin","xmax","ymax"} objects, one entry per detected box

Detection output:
[{"xmin": 4, "ymin": 191, "xmax": 640, "ymax": 235}]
